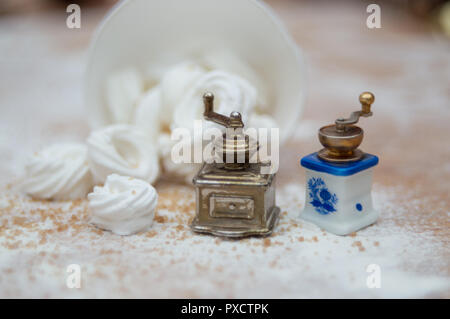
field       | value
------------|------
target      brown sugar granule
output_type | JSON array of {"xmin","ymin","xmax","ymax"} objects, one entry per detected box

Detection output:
[
  {"xmin": 352, "ymin": 241, "xmax": 365, "ymax": 252},
  {"xmin": 374, "ymin": 241, "xmax": 380, "ymax": 247},
  {"xmin": 12, "ymin": 216, "xmax": 27, "ymax": 226},
  {"xmin": 57, "ymin": 224, "xmax": 68, "ymax": 232},
  {"xmin": 154, "ymin": 214, "xmax": 168, "ymax": 223},
  {"xmin": 38, "ymin": 236, "xmax": 47, "ymax": 245},
  {"xmin": 349, "ymin": 232, "xmax": 357, "ymax": 237},
  {"xmin": 68, "ymin": 199, "xmax": 83, "ymax": 210},
  {"xmin": 5, "ymin": 241, "xmax": 22, "ymax": 249},
  {"xmin": 91, "ymin": 227, "xmax": 104, "ymax": 235},
  {"xmin": 263, "ymin": 238, "xmax": 271, "ymax": 247},
  {"xmin": 100, "ymin": 249, "xmax": 116, "ymax": 255},
  {"xmin": 298, "ymin": 236, "xmax": 304, "ymax": 242},
  {"xmin": 215, "ymin": 265, "xmax": 224, "ymax": 272},
  {"xmin": 312, "ymin": 236, "xmax": 318, "ymax": 242}
]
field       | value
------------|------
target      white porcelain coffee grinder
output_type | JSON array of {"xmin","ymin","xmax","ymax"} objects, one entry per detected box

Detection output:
[{"xmin": 300, "ymin": 92, "xmax": 379, "ymax": 235}]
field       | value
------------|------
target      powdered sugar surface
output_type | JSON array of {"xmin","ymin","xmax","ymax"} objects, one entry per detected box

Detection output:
[{"xmin": 0, "ymin": 180, "xmax": 448, "ymax": 298}]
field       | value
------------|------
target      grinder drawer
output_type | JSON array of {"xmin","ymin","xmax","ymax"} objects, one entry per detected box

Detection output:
[{"xmin": 209, "ymin": 195, "xmax": 254, "ymax": 219}]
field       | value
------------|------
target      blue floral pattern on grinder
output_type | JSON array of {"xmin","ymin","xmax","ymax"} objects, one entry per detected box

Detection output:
[{"xmin": 307, "ymin": 177, "xmax": 338, "ymax": 215}]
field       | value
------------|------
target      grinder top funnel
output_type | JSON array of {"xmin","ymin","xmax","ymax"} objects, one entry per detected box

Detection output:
[{"xmin": 318, "ymin": 92, "xmax": 375, "ymax": 163}]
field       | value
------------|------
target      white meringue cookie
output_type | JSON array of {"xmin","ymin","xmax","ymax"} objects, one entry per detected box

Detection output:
[
  {"xmin": 22, "ymin": 143, "xmax": 93, "ymax": 200},
  {"xmin": 172, "ymin": 70, "xmax": 258, "ymax": 131},
  {"xmin": 105, "ymin": 67, "xmax": 144, "ymax": 124},
  {"xmin": 159, "ymin": 61, "xmax": 206, "ymax": 126},
  {"xmin": 248, "ymin": 113, "xmax": 278, "ymax": 130},
  {"xmin": 133, "ymin": 86, "xmax": 162, "ymax": 142},
  {"xmin": 101, "ymin": 60, "xmax": 267, "ymax": 184},
  {"xmin": 247, "ymin": 113, "xmax": 279, "ymax": 150},
  {"xmin": 88, "ymin": 174, "xmax": 158, "ymax": 235},
  {"xmin": 202, "ymin": 51, "xmax": 267, "ymax": 107},
  {"xmin": 157, "ymin": 133, "xmax": 200, "ymax": 184},
  {"xmin": 87, "ymin": 124, "xmax": 159, "ymax": 184}
]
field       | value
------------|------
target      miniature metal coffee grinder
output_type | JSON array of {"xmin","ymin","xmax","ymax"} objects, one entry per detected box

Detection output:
[
  {"xmin": 191, "ymin": 92, "xmax": 280, "ymax": 237},
  {"xmin": 300, "ymin": 92, "xmax": 379, "ymax": 235}
]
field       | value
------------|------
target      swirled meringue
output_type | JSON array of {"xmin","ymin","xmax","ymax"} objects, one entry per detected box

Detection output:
[
  {"xmin": 105, "ymin": 67, "xmax": 144, "ymax": 124},
  {"xmin": 133, "ymin": 86, "xmax": 162, "ymax": 142},
  {"xmin": 21, "ymin": 143, "xmax": 93, "ymax": 200},
  {"xmin": 159, "ymin": 61, "xmax": 206, "ymax": 126},
  {"xmin": 202, "ymin": 51, "xmax": 267, "ymax": 107},
  {"xmin": 248, "ymin": 113, "xmax": 278, "ymax": 130},
  {"xmin": 88, "ymin": 174, "xmax": 158, "ymax": 235},
  {"xmin": 172, "ymin": 70, "xmax": 259, "ymax": 130},
  {"xmin": 87, "ymin": 124, "xmax": 159, "ymax": 184},
  {"xmin": 157, "ymin": 133, "xmax": 201, "ymax": 184}
]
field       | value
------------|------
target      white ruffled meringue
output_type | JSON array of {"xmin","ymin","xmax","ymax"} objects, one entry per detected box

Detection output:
[
  {"xmin": 87, "ymin": 124, "xmax": 159, "ymax": 184},
  {"xmin": 202, "ymin": 51, "xmax": 267, "ymax": 108},
  {"xmin": 159, "ymin": 61, "xmax": 206, "ymax": 126},
  {"xmin": 157, "ymin": 133, "xmax": 200, "ymax": 184},
  {"xmin": 172, "ymin": 70, "xmax": 258, "ymax": 131},
  {"xmin": 22, "ymin": 143, "xmax": 93, "ymax": 200},
  {"xmin": 248, "ymin": 113, "xmax": 278, "ymax": 130},
  {"xmin": 105, "ymin": 67, "xmax": 144, "ymax": 124},
  {"xmin": 133, "ymin": 86, "xmax": 162, "ymax": 142},
  {"xmin": 102, "ymin": 59, "xmax": 270, "ymax": 183},
  {"xmin": 88, "ymin": 174, "xmax": 158, "ymax": 235}
]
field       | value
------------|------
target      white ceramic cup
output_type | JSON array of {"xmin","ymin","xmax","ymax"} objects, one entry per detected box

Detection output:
[{"xmin": 85, "ymin": 0, "xmax": 306, "ymax": 143}]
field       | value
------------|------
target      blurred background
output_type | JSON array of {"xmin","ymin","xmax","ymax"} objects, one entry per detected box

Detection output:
[
  {"xmin": 2, "ymin": 0, "xmax": 449, "ymax": 182},
  {"xmin": 1, "ymin": 0, "xmax": 449, "ymax": 183}
]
